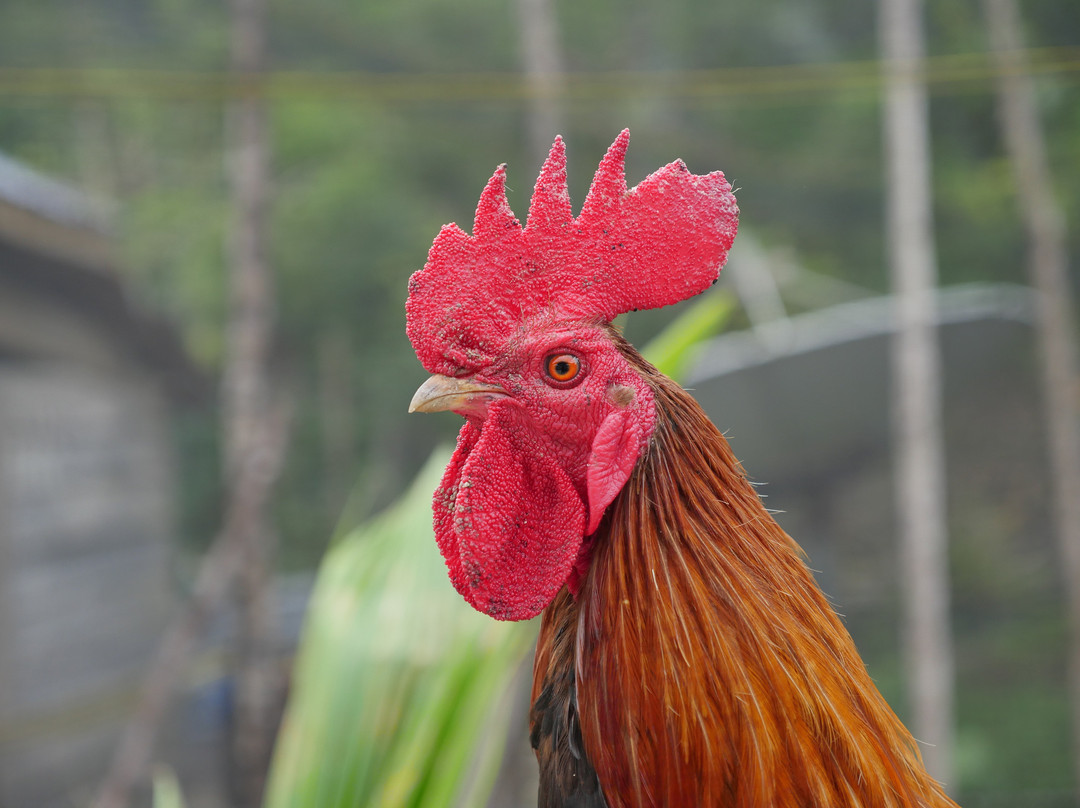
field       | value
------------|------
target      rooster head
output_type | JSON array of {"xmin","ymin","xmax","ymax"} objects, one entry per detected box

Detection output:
[{"xmin": 406, "ymin": 130, "xmax": 738, "ymax": 620}]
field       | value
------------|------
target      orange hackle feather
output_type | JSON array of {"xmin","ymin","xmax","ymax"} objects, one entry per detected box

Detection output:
[{"xmin": 535, "ymin": 333, "xmax": 960, "ymax": 808}]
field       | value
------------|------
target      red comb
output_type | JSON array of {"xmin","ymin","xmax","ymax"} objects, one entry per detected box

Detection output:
[{"xmin": 406, "ymin": 130, "xmax": 738, "ymax": 375}]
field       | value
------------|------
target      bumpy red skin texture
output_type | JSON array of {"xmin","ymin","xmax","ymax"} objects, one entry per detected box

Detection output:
[
  {"xmin": 432, "ymin": 323, "xmax": 655, "ymax": 620},
  {"xmin": 406, "ymin": 131, "xmax": 738, "ymax": 380},
  {"xmin": 406, "ymin": 131, "xmax": 738, "ymax": 621}
]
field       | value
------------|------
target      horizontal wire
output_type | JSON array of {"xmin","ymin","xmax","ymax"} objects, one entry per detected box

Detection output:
[{"xmin": 0, "ymin": 47, "xmax": 1076, "ymax": 103}]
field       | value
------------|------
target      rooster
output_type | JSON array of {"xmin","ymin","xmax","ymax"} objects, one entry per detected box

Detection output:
[{"xmin": 406, "ymin": 131, "xmax": 959, "ymax": 808}]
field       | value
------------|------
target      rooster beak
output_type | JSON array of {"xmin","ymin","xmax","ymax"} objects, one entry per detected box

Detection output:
[{"xmin": 409, "ymin": 374, "xmax": 507, "ymax": 416}]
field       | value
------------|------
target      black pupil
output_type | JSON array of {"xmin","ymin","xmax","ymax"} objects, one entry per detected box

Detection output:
[{"xmin": 554, "ymin": 361, "xmax": 571, "ymax": 377}]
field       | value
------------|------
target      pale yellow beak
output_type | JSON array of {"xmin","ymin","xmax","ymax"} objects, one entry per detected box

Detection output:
[{"xmin": 408, "ymin": 374, "xmax": 507, "ymax": 416}]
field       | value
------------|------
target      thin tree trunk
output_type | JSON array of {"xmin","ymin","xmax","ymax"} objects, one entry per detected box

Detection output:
[
  {"xmin": 982, "ymin": 0, "xmax": 1080, "ymax": 794},
  {"xmin": 879, "ymin": 0, "xmax": 956, "ymax": 785},
  {"xmin": 516, "ymin": 0, "xmax": 564, "ymax": 169},
  {"xmin": 318, "ymin": 328, "xmax": 356, "ymax": 524},
  {"xmin": 91, "ymin": 4, "xmax": 284, "ymax": 804},
  {"xmin": 225, "ymin": 0, "xmax": 281, "ymax": 804}
]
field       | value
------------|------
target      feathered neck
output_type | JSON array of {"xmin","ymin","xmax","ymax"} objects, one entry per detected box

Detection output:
[{"xmin": 569, "ymin": 342, "xmax": 959, "ymax": 808}]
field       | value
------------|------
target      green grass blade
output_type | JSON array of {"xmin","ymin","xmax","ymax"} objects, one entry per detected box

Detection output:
[
  {"xmin": 264, "ymin": 449, "xmax": 534, "ymax": 808},
  {"xmin": 641, "ymin": 289, "xmax": 736, "ymax": 381},
  {"xmin": 152, "ymin": 767, "xmax": 186, "ymax": 808}
]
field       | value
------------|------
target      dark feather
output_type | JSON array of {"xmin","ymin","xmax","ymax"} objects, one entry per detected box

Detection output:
[{"xmin": 530, "ymin": 589, "xmax": 607, "ymax": 808}]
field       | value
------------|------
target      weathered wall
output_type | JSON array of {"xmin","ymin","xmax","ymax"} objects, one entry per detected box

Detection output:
[{"xmin": 0, "ymin": 368, "xmax": 176, "ymax": 806}]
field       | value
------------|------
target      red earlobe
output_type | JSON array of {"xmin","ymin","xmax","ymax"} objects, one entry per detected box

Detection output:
[{"xmin": 585, "ymin": 408, "xmax": 645, "ymax": 535}]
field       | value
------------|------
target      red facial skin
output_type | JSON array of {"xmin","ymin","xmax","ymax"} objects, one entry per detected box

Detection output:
[{"xmin": 431, "ymin": 318, "xmax": 655, "ymax": 620}]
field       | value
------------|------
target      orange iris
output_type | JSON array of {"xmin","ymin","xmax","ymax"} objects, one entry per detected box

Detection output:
[{"xmin": 545, "ymin": 353, "xmax": 581, "ymax": 383}]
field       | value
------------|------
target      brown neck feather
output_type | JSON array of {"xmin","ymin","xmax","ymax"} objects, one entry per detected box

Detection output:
[{"xmin": 569, "ymin": 346, "xmax": 959, "ymax": 808}]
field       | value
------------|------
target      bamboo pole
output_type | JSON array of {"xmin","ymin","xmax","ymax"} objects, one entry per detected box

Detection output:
[
  {"xmin": 879, "ymin": 0, "xmax": 956, "ymax": 785},
  {"xmin": 517, "ymin": 0, "xmax": 565, "ymax": 169},
  {"xmin": 982, "ymin": 0, "xmax": 1080, "ymax": 795},
  {"xmin": 224, "ymin": 0, "xmax": 282, "ymax": 804}
]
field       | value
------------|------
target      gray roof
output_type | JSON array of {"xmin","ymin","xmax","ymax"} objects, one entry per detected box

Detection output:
[
  {"xmin": 686, "ymin": 283, "xmax": 1038, "ymax": 486},
  {"xmin": 688, "ymin": 284, "xmax": 1036, "ymax": 384},
  {"xmin": 0, "ymin": 150, "xmax": 111, "ymax": 234},
  {"xmin": 0, "ymin": 152, "xmax": 206, "ymax": 401}
]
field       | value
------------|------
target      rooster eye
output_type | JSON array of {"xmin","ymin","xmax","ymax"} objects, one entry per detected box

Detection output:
[{"xmin": 544, "ymin": 353, "xmax": 582, "ymax": 385}]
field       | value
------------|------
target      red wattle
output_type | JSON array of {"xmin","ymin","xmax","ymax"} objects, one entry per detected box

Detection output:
[{"xmin": 432, "ymin": 402, "xmax": 586, "ymax": 621}]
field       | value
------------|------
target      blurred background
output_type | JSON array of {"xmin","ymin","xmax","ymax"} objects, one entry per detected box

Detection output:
[{"xmin": 0, "ymin": 0, "xmax": 1077, "ymax": 806}]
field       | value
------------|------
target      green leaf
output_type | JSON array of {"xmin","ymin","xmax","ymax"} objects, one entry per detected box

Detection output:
[
  {"xmin": 641, "ymin": 290, "xmax": 737, "ymax": 382},
  {"xmin": 264, "ymin": 450, "xmax": 535, "ymax": 808},
  {"xmin": 152, "ymin": 767, "xmax": 186, "ymax": 808}
]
